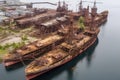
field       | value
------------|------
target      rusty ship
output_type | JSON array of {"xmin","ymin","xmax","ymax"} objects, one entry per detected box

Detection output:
[
  {"xmin": 24, "ymin": 1, "xmax": 108, "ymax": 80},
  {"xmin": 3, "ymin": 14, "xmax": 71, "ymax": 67},
  {"xmin": 25, "ymin": 27, "xmax": 100, "ymax": 80},
  {"xmin": 3, "ymin": 34, "xmax": 64, "ymax": 67},
  {"xmin": 2, "ymin": 1, "xmax": 108, "ymax": 79},
  {"xmin": 3, "ymin": 4, "xmax": 71, "ymax": 67}
]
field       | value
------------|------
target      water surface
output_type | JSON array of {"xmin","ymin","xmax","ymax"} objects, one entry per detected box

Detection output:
[{"xmin": 0, "ymin": 0, "xmax": 120, "ymax": 80}]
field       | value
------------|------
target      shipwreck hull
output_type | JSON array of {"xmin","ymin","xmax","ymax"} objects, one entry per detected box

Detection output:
[
  {"xmin": 3, "ymin": 36, "xmax": 65, "ymax": 67},
  {"xmin": 26, "ymin": 36, "xmax": 97, "ymax": 80}
]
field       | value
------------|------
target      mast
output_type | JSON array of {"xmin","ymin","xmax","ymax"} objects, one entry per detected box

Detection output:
[
  {"xmin": 79, "ymin": 0, "xmax": 83, "ymax": 15},
  {"xmin": 91, "ymin": 0, "xmax": 97, "ymax": 30},
  {"xmin": 57, "ymin": 1, "xmax": 68, "ymax": 12},
  {"xmin": 91, "ymin": 0, "xmax": 97, "ymax": 16},
  {"xmin": 93, "ymin": 0, "xmax": 96, "ymax": 8},
  {"xmin": 66, "ymin": 20, "xmax": 75, "ymax": 44},
  {"xmin": 57, "ymin": 0, "xmax": 62, "ymax": 12},
  {"xmin": 62, "ymin": 1, "xmax": 68, "ymax": 12},
  {"xmin": 58, "ymin": 0, "xmax": 61, "ymax": 8}
]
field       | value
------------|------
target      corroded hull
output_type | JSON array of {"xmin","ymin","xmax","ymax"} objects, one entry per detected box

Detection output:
[
  {"xmin": 25, "ymin": 35, "xmax": 97, "ymax": 80},
  {"xmin": 3, "ymin": 35, "xmax": 64, "ymax": 67}
]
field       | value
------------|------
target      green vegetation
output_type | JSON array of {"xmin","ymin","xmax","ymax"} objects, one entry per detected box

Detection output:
[
  {"xmin": 0, "ymin": 42, "xmax": 24, "ymax": 62},
  {"xmin": 0, "ymin": 42, "xmax": 25, "ymax": 54},
  {"xmin": 0, "ymin": 24, "xmax": 36, "ymax": 61},
  {"xmin": 78, "ymin": 16, "xmax": 85, "ymax": 31},
  {"xmin": 0, "ymin": 49, "xmax": 8, "ymax": 55},
  {"xmin": 0, "ymin": 25, "xmax": 19, "ymax": 39},
  {"xmin": 0, "ymin": 35, "xmax": 28, "ymax": 55},
  {"xmin": 0, "ymin": 26, "xmax": 5, "ymax": 31},
  {"xmin": 21, "ymin": 35, "xmax": 28, "ymax": 41}
]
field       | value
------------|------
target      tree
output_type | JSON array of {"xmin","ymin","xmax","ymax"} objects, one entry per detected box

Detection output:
[{"xmin": 78, "ymin": 16, "xmax": 85, "ymax": 31}]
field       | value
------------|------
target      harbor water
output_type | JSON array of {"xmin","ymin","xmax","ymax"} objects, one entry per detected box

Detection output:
[{"xmin": 0, "ymin": 0, "xmax": 120, "ymax": 80}]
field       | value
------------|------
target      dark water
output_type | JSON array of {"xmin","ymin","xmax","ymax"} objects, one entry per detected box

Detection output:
[{"xmin": 0, "ymin": 0, "xmax": 120, "ymax": 80}]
